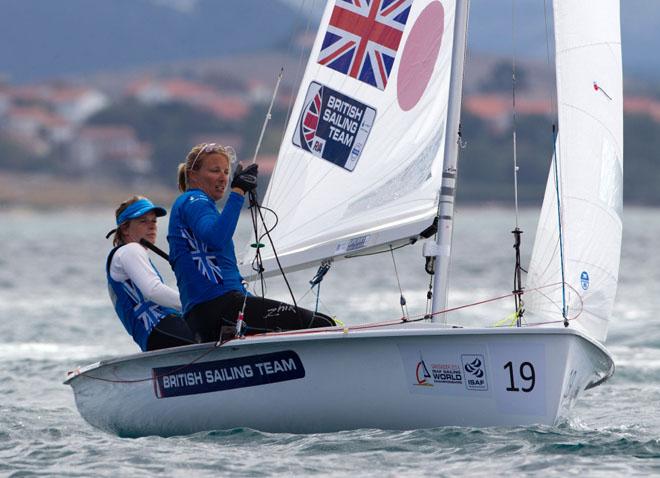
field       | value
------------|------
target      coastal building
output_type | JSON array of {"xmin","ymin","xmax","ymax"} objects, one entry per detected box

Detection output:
[{"xmin": 70, "ymin": 125, "xmax": 152, "ymax": 175}]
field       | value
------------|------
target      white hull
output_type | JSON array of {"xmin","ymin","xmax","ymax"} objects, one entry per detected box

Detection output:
[{"xmin": 65, "ymin": 325, "xmax": 613, "ymax": 437}]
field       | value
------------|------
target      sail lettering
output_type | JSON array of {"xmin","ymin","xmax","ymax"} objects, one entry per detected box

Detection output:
[
  {"xmin": 327, "ymin": 95, "xmax": 364, "ymax": 121},
  {"xmin": 323, "ymin": 110, "xmax": 360, "ymax": 134},
  {"xmin": 293, "ymin": 82, "xmax": 376, "ymax": 171}
]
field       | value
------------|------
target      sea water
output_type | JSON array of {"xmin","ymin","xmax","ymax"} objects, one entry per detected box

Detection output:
[{"xmin": 0, "ymin": 207, "xmax": 658, "ymax": 476}]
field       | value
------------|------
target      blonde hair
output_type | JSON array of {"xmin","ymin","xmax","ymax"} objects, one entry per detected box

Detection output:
[
  {"xmin": 177, "ymin": 143, "xmax": 235, "ymax": 192},
  {"xmin": 112, "ymin": 195, "xmax": 145, "ymax": 247}
]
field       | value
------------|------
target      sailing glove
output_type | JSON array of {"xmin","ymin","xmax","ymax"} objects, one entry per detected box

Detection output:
[{"xmin": 231, "ymin": 163, "xmax": 258, "ymax": 193}]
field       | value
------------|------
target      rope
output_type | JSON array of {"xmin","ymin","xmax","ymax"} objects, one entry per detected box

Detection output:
[
  {"xmin": 309, "ymin": 261, "xmax": 331, "ymax": 315},
  {"xmin": 250, "ymin": 190, "xmax": 299, "ymax": 310},
  {"xmin": 389, "ymin": 245, "xmax": 408, "ymax": 320},
  {"xmin": 72, "ymin": 282, "xmax": 579, "ymax": 385},
  {"xmin": 72, "ymin": 345, "xmax": 219, "ymax": 384},
  {"xmin": 424, "ymin": 275, "xmax": 433, "ymax": 319}
]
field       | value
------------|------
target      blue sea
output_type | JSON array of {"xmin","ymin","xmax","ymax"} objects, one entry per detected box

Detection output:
[{"xmin": 0, "ymin": 206, "xmax": 658, "ymax": 476}]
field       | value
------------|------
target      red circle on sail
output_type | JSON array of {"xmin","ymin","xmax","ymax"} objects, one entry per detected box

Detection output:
[{"xmin": 397, "ymin": 2, "xmax": 445, "ymax": 111}]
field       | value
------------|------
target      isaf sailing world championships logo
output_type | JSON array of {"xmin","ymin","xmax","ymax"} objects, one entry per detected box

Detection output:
[
  {"xmin": 412, "ymin": 352, "xmax": 489, "ymax": 391},
  {"xmin": 415, "ymin": 355, "xmax": 432, "ymax": 387},
  {"xmin": 414, "ymin": 354, "xmax": 462, "ymax": 387}
]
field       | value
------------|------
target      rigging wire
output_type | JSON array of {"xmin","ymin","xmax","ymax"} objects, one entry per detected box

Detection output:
[
  {"xmin": 510, "ymin": 0, "xmax": 525, "ymax": 327},
  {"xmin": 239, "ymin": 66, "xmax": 301, "ymax": 326},
  {"xmin": 552, "ymin": 125, "xmax": 569, "ymax": 326},
  {"xmin": 543, "ymin": 0, "xmax": 568, "ymax": 326},
  {"xmin": 309, "ymin": 260, "xmax": 331, "ymax": 316},
  {"xmin": 511, "ymin": 0, "xmax": 521, "ymax": 229},
  {"xmin": 240, "ymin": 66, "xmax": 287, "ymax": 310},
  {"xmin": 251, "ymin": 68, "xmax": 284, "ymax": 165},
  {"xmin": 389, "ymin": 245, "xmax": 409, "ymax": 321}
]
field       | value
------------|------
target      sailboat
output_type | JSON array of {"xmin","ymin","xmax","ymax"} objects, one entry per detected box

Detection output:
[{"xmin": 66, "ymin": 0, "xmax": 622, "ymax": 437}]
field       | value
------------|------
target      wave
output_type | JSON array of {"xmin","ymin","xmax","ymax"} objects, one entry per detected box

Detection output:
[{"xmin": 0, "ymin": 342, "xmax": 125, "ymax": 362}]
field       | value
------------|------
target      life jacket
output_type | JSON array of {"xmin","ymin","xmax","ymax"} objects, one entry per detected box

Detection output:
[{"xmin": 106, "ymin": 246, "xmax": 179, "ymax": 351}]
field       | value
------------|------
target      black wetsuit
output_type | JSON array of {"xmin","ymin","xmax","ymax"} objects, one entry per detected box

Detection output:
[{"xmin": 185, "ymin": 291, "xmax": 335, "ymax": 343}]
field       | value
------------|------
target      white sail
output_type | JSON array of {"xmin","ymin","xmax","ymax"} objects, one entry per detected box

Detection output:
[
  {"xmin": 525, "ymin": 0, "xmax": 623, "ymax": 343},
  {"xmin": 241, "ymin": 0, "xmax": 458, "ymax": 274}
]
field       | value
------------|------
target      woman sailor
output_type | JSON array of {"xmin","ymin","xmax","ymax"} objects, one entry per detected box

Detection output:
[
  {"xmin": 168, "ymin": 143, "xmax": 334, "ymax": 343},
  {"xmin": 106, "ymin": 196, "xmax": 195, "ymax": 351}
]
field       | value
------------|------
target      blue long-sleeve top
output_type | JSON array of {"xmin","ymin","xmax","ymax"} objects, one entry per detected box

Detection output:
[{"xmin": 168, "ymin": 189, "xmax": 246, "ymax": 315}]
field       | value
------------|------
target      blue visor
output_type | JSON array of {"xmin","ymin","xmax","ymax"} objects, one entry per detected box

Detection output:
[{"xmin": 116, "ymin": 198, "xmax": 167, "ymax": 226}]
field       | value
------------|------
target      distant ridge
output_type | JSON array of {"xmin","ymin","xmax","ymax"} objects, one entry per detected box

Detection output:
[
  {"xmin": 1, "ymin": 0, "xmax": 658, "ymax": 84},
  {"xmin": 0, "ymin": 0, "xmax": 305, "ymax": 83}
]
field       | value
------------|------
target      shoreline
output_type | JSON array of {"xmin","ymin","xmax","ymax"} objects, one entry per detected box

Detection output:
[
  {"xmin": 1, "ymin": 171, "xmax": 657, "ymax": 211},
  {"xmin": 0, "ymin": 172, "xmax": 177, "ymax": 210}
]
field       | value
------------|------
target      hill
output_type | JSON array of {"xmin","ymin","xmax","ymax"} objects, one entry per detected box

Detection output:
[
  {"xmin": 1, "ymin": 0, "xmax": 659, "ymax": 84},
  {"xmin": 0, "ymin": 0, "xmax": 304, "ymax": 82}
]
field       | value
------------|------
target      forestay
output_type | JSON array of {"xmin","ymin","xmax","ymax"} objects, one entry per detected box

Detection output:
[
  {"xmin": 240, "ymin": 0, "xmax": 459, "ymax": 275},
  {"xmin": 525, "ymin": 0, "xmax": 623, "ymax": 343}
]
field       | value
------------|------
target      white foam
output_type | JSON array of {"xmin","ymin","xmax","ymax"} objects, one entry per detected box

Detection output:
[
  {"xmin": 0, "ymin": 342, "xmax": 121, "ymax": 361},
  {"xmin": 609, "ymin": 345, "xmax": 660, "ymax": 370}
]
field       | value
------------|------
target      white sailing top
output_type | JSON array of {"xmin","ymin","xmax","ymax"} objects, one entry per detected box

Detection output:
[{"xmin": 109, "ymin": 242, "xmax": 182, "ymax": 311}]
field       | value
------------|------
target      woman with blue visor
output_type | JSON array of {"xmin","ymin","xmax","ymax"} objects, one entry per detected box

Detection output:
[{"xmin": 106, "ymin": 196, "xmax": 195, "ymax": 351}]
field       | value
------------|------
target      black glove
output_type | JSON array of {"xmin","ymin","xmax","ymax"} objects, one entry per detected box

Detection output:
[{"xmin": 231, "ymin": 163, "xmax": 258, "ymax": 193}]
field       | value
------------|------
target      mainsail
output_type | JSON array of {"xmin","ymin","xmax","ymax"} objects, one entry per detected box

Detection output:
[
  {"xmin": 526, "ymin": 0, "xmax": 623, "ymax": 343},
  {"xmin": 241, "ymin": 0, "xmax": 459, "ymax": 275}
]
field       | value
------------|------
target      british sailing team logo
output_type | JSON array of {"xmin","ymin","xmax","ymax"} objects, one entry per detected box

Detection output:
[
  {"xmin": 293, "ymin": 82, "xmax": 376, "ymax": 171},
  {"xmin": 415, "ymin": 354, "xmax": 432, "ymax": 387}
]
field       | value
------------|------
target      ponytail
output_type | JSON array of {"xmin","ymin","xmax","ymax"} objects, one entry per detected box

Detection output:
[{"xmin": 177, "ymin": 163, "xmax": 188, "ymax": 192}]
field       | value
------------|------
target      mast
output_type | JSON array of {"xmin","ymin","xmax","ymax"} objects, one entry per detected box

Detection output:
[{"xmin": 430, "ymin": 0, "xmax": 470, "ymax": 323}]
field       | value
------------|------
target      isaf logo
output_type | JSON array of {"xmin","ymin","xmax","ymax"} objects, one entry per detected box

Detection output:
[
  {"xmin": 580, "ymin": 271, "xmax": 590, "ymax": 290},
  {"xmin": 461, "ymin": 354, "xmax": 488, "ymax": 391}
]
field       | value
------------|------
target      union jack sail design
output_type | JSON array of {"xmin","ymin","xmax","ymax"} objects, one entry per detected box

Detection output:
[{"xmin": 318, "ymin": 0, "xmax": 412, "ymax": 90}]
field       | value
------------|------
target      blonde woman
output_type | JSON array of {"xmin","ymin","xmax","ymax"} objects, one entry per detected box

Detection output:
[
  {"xmin": 168, "ymin": 143, "xmax": 334, "ymax": 343},
  {"xmin": 106, "ymin": 196, "xmax": 195, "ymax": 351}
]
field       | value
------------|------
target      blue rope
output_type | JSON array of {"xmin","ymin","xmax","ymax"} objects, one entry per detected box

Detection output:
[{"xmin": 551, "ymin": 125, "xmax": 568, "ymax": 325}]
